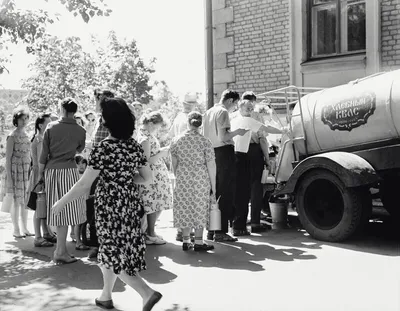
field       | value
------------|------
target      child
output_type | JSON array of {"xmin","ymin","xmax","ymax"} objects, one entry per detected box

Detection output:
[{"xmin": 70, "ymin": 155, "xmax": 90, "ymax": 251}]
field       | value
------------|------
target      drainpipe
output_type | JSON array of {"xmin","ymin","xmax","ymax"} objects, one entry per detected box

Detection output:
[{"xmin": 205, "ymin": 0, "xmax": 214, "ymax": 109}]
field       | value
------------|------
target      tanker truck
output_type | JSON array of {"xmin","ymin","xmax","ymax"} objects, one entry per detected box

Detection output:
[{"xmin": 259, "ymin": 70, "xmax": 400, "ymax": 242}]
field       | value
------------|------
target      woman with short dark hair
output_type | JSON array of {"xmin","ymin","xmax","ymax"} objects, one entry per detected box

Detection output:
[
  {"xmin": 52, "ymin": 97, "xmax": 162, "ymax": 311},
  {"xmin": 38, "ymin": 98, "xmax": 86, "ymax": 264},
  {"xmin": 0, "ymin": 107, "xmax": 32, "ymax": 238}
]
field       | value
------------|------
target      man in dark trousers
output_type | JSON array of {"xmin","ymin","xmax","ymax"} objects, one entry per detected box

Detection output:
[{"xmin": 203, "ymin": 89, "xmax": 248, "ymax": 242}]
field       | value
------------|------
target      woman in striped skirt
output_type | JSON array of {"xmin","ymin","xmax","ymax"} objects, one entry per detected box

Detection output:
[{"xmin": 38, "ymin": 98, "xmax": 86, "ymax": 264}]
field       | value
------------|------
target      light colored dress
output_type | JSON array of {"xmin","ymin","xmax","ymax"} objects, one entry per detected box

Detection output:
[
  {"xmin": 170, "ymin": 130, "xmax": 215, "ymax": 229},
  {"xmin": 0, "ymin": 129, "xmax": 31, "ymax": 206},
  {"xmin": 138, "ymin": 128, "xmax": 172, "ymax": 214}
]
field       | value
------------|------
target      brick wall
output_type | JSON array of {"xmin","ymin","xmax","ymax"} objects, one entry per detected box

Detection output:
[
  {"xmin": 225, "ymin": 0, "xmax": 290, "ymax": 94},
  {"xmin": 381, "ymin": 0, "xmax": 400, "ymax": 70}
]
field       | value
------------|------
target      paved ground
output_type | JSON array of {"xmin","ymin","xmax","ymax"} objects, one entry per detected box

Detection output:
[{"xmin": 0, "ymin": 208, "xmax": 399, "ymax": 311}]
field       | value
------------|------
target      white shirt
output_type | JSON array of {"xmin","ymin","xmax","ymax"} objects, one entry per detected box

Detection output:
[
  {"xmin": 168, "ymin": 112, "xmax": 189, "ymax": 138},
  {"xmin": 231, "ymin": 116, "xmax": 263, "ymax": 153}
]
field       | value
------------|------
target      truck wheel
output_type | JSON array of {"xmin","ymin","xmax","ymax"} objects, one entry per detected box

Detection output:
[
  {"xmin": 295, "ymin": 169, "xmax": 366, "ymax": 242},
  {"xmin": 380, "ymin": 176, "xmax": 400, "ymax": 220}
]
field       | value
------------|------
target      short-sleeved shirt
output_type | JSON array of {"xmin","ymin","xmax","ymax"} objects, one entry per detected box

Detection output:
[
  {"xmin": 231, "ymin": 110, "xmax": 267, "ymax": 144},
  {"xmin": 168, "ymin": 112, "xmax": 189, "ymax": 138},
  {"xmin": 231, "ymin": 116, "xmax": 263, "ymax": 153},
  {"xmin": 203, "ymin": 104, "xmax": 233, "ymax": 148},
  {"xmin": 92, "ymin": 118, "xmax": 109, "ymax": 147},
  {"xmin": 40, "ymin": 118, "xmax": 86, "ymax": 169}
]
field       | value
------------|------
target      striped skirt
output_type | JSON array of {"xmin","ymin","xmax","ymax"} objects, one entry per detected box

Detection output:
[{"xmin": 45, "ymin": 168, "xmax": 86, "ymax": 226}]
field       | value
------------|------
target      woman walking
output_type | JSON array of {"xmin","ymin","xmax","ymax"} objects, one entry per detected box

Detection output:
[
  {"xmin": 0, "ymin": 107, "xmax": 32, "ymax": 238},
  {"xmin": 38, "ymin": 98, "xmax": 86, "ymax": 264},
  {"xmin": 29, "ymin": 113, "xmax": 56, "ymax": 247},
  {"xmin": 52, "ymin": 97, "xmax": 162, "ymax": 311},
  {"xmin": 138, "ymin": 112, "xmax": 172, "ymax": 245},
  {"xmin": 170, "ymin": 112, "xmax": 216, "ymax": 251}
]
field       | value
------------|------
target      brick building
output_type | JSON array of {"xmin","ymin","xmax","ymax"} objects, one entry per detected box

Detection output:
[{"xmin": 211, "ymin": 0, "xmax": 399, "ymax": 100}]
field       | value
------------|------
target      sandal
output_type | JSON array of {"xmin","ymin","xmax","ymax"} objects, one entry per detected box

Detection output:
[
  {"xmin": 232, "ymin": 229, "xmax": 251, "ymax": 237},
  {"xmin": 213, "ymin": 233, "xmax": 238, "ymax": 242},
  {"xmin": 53, "ymin": 255, "xmax": 78, "ymax": 265},
  {"xmin": 75, "ymin": 244, "xmax": 90, "ymax": 251},
  {"xmin": 34, "ymin": 238, "xmax": 54, "ymax": 247},
  {"xmin": 43, "ymin": 234, "xmax": 57, "ymax": 243}
]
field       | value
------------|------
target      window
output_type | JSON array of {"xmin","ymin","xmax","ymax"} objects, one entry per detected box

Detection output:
[{"xmin": 309, "ymin": 0, "xmax": 366, "ymax": 58}]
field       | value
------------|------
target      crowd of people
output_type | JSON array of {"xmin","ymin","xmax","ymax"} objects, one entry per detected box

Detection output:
[{"xmin": 0, "ymin": 88, "xmax": 285, "ymax": 310}]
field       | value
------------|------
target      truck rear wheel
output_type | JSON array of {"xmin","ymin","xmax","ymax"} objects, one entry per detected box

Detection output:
[{"xmin": 295, "ymin": 169, "xmax": 366, "ymax": 242}]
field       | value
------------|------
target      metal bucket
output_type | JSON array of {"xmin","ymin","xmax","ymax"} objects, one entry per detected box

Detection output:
[{"xmin": 270, "ymin": 202, "xmax": 288, "ymax": 229}]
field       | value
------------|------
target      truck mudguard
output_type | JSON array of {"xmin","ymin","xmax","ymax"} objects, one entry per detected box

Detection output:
[{"xmin": 277, "ymin": 152, "xmax": 378, "ymax": 195}]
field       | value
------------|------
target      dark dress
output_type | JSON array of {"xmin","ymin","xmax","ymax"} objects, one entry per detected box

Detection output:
[{"xmin": 88, "ymin": 138, "xmax": 147, "ymax": 276}]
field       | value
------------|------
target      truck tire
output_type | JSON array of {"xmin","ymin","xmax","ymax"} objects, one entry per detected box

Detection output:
[{"xmin": 295, "ymin": 169, "xmax": 367, "ymax": 242}]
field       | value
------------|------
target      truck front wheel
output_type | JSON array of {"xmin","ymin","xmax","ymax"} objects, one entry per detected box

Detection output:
[{"xmin": 295, "ymin": 169, "xmax": 367, "ymax": 242}]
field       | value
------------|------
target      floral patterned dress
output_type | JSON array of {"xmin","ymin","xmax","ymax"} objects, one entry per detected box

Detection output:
[
  {"xmin": 0, "ymin": 129, "xmax": 31, "ymax": 206},
  {"xmin": 88, "ymin": 138, "xmax": 147, "ymax": 276},
  {"xmin": 138, "ymin": 128, "xmax": 172, "ymax": 214},
  {"xmin": 170, "ymin": 130, "xmax": 215, "ymax": 229}
]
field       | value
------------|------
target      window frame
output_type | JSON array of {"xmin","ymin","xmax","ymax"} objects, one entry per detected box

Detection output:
[{"xmin": 307, "ymin": 0, "xmax": 366, "ymax": 60}]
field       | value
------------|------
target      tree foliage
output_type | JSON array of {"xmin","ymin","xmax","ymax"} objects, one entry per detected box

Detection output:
[
  {"xmin": 0, "ymin": 0, "xmax": 111, "ymax": 73},
  {"xmin": 94, "ymin": 31, "xmax": 155, "ymax": 104},
  {"xmin": 22, "ymin": 33, "xmax": 155, "ymax": 114},
  {"xmin": 22, "ymin": 36, "xmax": 98, "ymax": 114}
]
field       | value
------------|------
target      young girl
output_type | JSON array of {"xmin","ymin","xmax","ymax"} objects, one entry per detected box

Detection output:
[
  {"xmin": 29, "ymin": 113, "xmax": 57, "ymax": 247},
  {"xmin": 70, "ymin": 155, "xmax": 90, "ymax": 251},
  {"xmin": 0, "ymin": 107, "xmax": 32, "ymax": 238}
]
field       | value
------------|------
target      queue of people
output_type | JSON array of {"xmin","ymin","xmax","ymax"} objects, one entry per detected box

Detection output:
[{"xmin": 0, "ymin": 87, "xmax": 284, "ymax": 310}]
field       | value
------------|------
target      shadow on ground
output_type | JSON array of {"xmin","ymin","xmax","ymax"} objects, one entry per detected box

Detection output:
[
  {"xmin": 249, "ymin": 214, "xmax": 400, "ymax": 257},
  {"xmin": 0, "ymin": 247, "xmax": 126, "ymax": 292}
]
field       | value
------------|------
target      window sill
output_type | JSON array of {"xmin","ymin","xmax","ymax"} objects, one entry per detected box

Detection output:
[{"xmin": 301, "ymin": 54, "xmax": 366, "ymax": 74}]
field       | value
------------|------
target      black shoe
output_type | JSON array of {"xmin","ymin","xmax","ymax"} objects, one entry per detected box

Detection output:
[
  {"xmin": 206, "ymin": 232, "xmax": 214, "ymax": 240},
  {"xmin": 182, "ymin": 242, "xmax": 193, "ymax": 251},
  {"xmin": 251, "ymin": 224, "xmax": 270, "ymax": 233},
  {"xmin": 194, "ymin": 243, "xmax": 215, "ymax": 252},
  {"xmin": 95, "ymin": 298, "xmax": 114, "ymax": 309},
  {"xmin": 176, "ymin": 231, "xmax": 183, "ymax": 242}
]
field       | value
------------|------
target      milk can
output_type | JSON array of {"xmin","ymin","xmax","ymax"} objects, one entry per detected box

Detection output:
[{"xmin": 35, "ymin": 190, "xmax": 47, "ymax": 219}]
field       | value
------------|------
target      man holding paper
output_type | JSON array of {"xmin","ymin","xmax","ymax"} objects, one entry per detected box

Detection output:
[{"xmin": 231, "ymin": 98, "xmax": 284, "ymax": 236}]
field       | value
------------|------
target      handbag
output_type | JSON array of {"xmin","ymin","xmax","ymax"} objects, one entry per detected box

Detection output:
[
  {"xmin": 209, "ymin": 196, "xmax": 221, "ymax": 231},
  {"xmin": 261, "ymin": 165, "xmax": 269, "ymax": 184},
  {"xmin": 27, "ymin": 182, "xmax": 44, "ymax": 211},
  {"xmin": 1, "ymin": 193, "xmax": 13, "ymax": 213}
]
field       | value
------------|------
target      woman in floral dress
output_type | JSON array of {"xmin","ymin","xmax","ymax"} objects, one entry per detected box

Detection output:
[
  {"xmin": 170, "ymin": 112, "xmax": 217, "ymax": 251},
  {"xmin": 52, "ymin": 98, "xmax": 162, "ymax": 311},
  {"xmin": 138, "ymin": 111, "xmax": 172, "ymax": 245},
  {"xmin": 0, "ymin": 107, "xmax": 33, "ymax": 238}
]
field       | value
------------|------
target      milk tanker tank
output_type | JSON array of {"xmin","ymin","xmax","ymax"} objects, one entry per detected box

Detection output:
[{"xmin": 274, "ymin": 69, "xmax": 400, "ymax": 242}]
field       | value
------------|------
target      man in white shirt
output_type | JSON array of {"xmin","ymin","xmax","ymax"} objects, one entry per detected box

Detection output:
[
  {"xmin": 203, "ymin": 90, "xmax": 248, "ymax": 242},
  {"xmin": 168, "ymin": 92, "xmax": 198, "ymax": 139},
  {"xmin": 231, "ymin": 96, "xmax": 284, "ymax": 236}
]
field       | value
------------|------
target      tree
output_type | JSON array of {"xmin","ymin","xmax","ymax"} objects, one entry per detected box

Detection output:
[
  {"xmin": 0, "ymin": 0, "xmax": 111, "ymax": 73},
  {"xmin": 22, "ymin": 36, "xmax": 97, "ymax": 114},
  {"xmin": 94, "ymin": 32, "xmax": 155, "ymax": 104},
  {"xmin": 22, "ymin": 32, "xmax": 156, "ymax": 115}
]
